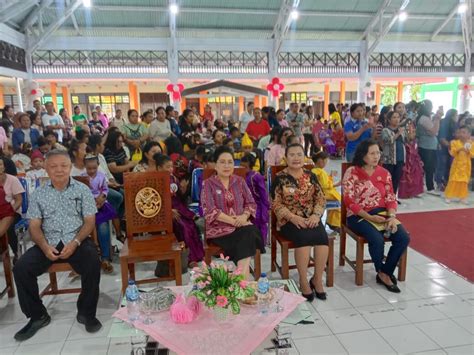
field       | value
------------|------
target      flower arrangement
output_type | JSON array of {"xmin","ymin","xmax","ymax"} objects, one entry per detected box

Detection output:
[{"xmin": 190, "ymin": 255, "xmax": 255, "ymax": 315}]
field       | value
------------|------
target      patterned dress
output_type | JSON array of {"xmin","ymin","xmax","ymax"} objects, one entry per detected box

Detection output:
[{"xmin": 444, "ymin": 139, "xmax": 474, "ymax": 199}]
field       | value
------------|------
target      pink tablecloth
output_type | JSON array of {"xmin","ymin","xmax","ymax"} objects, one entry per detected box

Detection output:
[{"xmin": 113, "ymin": 290, "xmax": 305, "ymax": 355}]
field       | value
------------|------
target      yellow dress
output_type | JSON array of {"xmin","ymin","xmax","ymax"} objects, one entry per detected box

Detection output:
[
  {"xmin": 312, "ymin": 167, "xmax": 341, "ymax": 227},
  {"xmin": 329, "ymin": 112, "xmax": 342, "ymax": 127},
  {"xmin": 445, "ymin": 139, "xmax": 474, "ymax": 199},
  {"xmin": 234, "ymin": 151, "xmax": 260, "ymax": 172}
]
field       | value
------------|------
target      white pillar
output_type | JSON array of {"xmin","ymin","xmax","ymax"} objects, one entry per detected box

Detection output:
[
  {"xmin": 460, "ymin": 76, "xmax": 471, "ymax": 112},
  {"xmin": 357, "ymin": 41, "xmax": 369, "ymax": 103},
  {"xmin": 15, "ymin": 77, "xmax": 23, "ymax": 111}
]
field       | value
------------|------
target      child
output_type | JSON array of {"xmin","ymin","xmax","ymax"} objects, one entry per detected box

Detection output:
[
  {"xmin": 234, "ymin": 133, "xmax": 260, "ymax": 172},
  {"xmin": 331, "ymin": 121, "xmax": 345, "ymax": 158},
  {"xmin": 318, "ymin": 121, "xmax": 337, "ymax": 156},
  {"xmin": 229, "ymin": 126, "xmax": 242, "ymax": 152},
  {"xmin": 155, "ymin": 153, "xmax": 204, "ymax": 267},
  {"xmin": 189, "ymin": 145, "xmax": 206, "ymax": 175},
  {"xmin": 11, "ymin": 143, "xmax": 32, "ymax": 174},
  {"xmin": 444, "ymin": 126, "xmax": 474, "ymax": 204},
  {"xmin": 82, "ymin": 154, "xmax": 117, "ymax": 273},
  {"xmin": 311, "ymin": 150, "xmax": 341, "ymax": 232},
  {"xmin": 240, "ymin": 153, "xmax": 270, "ymax": 244},
  {"xmin": 26, "ymin": 150, "xmax": 47, "ymax": 180}
]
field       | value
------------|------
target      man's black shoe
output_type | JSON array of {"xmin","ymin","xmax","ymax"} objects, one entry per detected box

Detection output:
[
  {"xmin": 76, "ymin": 314, "xmax": 102, "ymax": 333},
  {"xmin": 14, "ymin": 314, "xmax": 51, "ymax": 341}
]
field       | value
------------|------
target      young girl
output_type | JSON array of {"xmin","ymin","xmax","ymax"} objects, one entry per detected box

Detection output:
[
  {"xmin": 444, "ymin": 126, "xmax": 474, "ymax": 204},
  {"xmin": 331, "ymin": 121, "xmax": 345, "ymax": 158},
  {"xmin": 311, "ymin": 150, "xmax": 341, "ymax": 232},
  {"xmin": 240, "ymin": 153, "xmax": 270, "ymax": 244},
  {"xmin": 82, "ymin": 154, "xmax": 117, "ymax": 273},
  {"xmin": 398, "ymin": 119, "xmax": 425, "ymax": 199},
  {"xmin": 318, "ymin": 121, "xmax": 337, "ymax": 156},
  {"xmin": 234, "ymin": 133, "xmax": 260, "ymax": 172},
  {"xmin": 26, "ymin": 150, "xmax": 47, "ymax": 180},
  {"xmin": 155, "ymin": 153, "xmax": 204, "ymax": 267}
]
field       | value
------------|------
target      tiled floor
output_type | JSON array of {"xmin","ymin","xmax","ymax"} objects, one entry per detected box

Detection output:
[{"xmin": 1, "ymin": 160, "xmax": 473, "ymax": 354}]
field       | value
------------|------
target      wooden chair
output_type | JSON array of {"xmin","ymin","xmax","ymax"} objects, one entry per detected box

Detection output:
[
  {"xmin": 40, "ymin": 176, "xmax": 100, "ymax": 297},
  {"xmin": 120, "ymin": 171, "xmax": 182, "ymax": 294},
  {"xmin": 202, "ymin": 167, "xmax": 261, "ymax": 280},
  {"xmin": 0, "ymin": 233, "xmax": 15, "ymax": 299},
  {"xmin": 339, "ymin": 162, "xmax": 407, "ymax": 285},
  {"xmin": 269, "ymin": 165, "xmax": 334, "ymax": 287}
]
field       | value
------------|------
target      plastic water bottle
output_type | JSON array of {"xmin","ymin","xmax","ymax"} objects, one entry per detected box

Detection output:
[
  {"xmin": 126, "ymin": 280, "xmax": 140, "ymax": 322},
  {"xmin": 257, "ymin": 273, "xmax": 270, "ymax": 315}
]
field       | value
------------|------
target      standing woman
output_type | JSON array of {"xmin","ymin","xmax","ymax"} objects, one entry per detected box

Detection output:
[
  {"xmin": 271, "ymin": 144, "xmax": 329, "ymax": 301},
  {"xmin": 416, "ymin": 100, "xmax": 443, "ymax": 195},
  {"xmin": 328, "ymin": 103, "xmax": 342, "ymax": 127},
  {"xmin": 120, "ymin": 109, "xmax": 149, "ymax": 157},
  {"xmin": 343, "ymin": 139, "xmax": 410, "ymax": 293},
  {"xmin": 200, "ymin": 146, "xmax": 265, "ymax": 279},
  {"xmin": 344, "ymin": 103, "xmax": 374, "ymax": 163},
  {"xmin": 303, "ymin": 106, "xmax": 316, "ymax": 157},
  {"xmin": 381, "ymin": 111, "xmax": 406, "ymax": 195},
  {"xmin": 59, "ymin": 108, "xmax": 73, "ymax": 143}
]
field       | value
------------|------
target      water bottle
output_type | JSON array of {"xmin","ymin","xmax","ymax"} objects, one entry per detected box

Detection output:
[
  {"xmin": 257, "ymin": 273, "xmax": 270, "ymax": 315},
  {"xmin": 126, "ymin": 280, "xmax": 140, "ymax": 322}
]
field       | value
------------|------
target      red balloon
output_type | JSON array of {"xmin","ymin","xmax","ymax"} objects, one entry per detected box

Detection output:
[
  {"xmin": 166, "ymin": 84, "xmax": 174, "ymax": 92},
  {"xmin": 30, "ymin": 89, "xmax": 37, "ymax": 95},
  {"xmin": 266, "ymin": 83, "xmax": 273, "ymax": 91},
  {"xmin": 172, "ymin": 92, "xmax": 181, "ymax": 101},
  {"xmin": 271, "ymin": 77, "xmax": 280, "ymax": 85}
]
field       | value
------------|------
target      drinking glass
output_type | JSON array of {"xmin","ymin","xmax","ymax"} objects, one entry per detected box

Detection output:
[
  {"xmin": 139, "ymin": 292, "xmax": 155, "ymax": 324},
  {"xmin": 270, "ymin": 282, "xmax": 285, "ymax": 313}
]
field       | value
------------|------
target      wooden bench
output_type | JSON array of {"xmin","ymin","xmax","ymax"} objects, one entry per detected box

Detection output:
[
  {"xmin": 269, "ymin": 165, "xmax": 334, "ymax": 287},
  {"xmin": 339, "ymin": 162, "xmax": 407, "ymax": 285}
]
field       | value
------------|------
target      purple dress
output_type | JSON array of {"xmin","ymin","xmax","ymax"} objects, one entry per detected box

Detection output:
[
  {"xmin": 398, "ymin": 141, "xmax": 424, "ymax": 198},
  {"xmin": 319, "ymin": 129, "xmax": 337, "ymax": 156},
  {"xmin": 170, "ymin": 175, "xmax": 204, "ymax": 263},
  {"xmin": 82, "ymin": 171, "xmax": 117, "ymax": 225},
  {"xmin": 245, "ymin": 170, "xmax": 270, "ymax": 244}
]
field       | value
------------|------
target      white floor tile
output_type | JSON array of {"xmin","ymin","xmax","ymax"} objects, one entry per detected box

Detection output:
[
  {"xmin": 319, "ymin": 308, "xmax": 372, "ymax": 334},
  {"xmin": 67, "ymin": 313, "xmax": 114, "ymax": 341},
  {"xmin": 0, "ymin": 346, "xmax": 17, "ymax": 355},
  {"xmin": 432, "ymin": 295, "xmax": 474, "ymax": 318},
  {"xmin": 341, "ymin": 286, "xmax": 389, "ymax": 308},
  {"xmin": 451, "ymin": 315, "xmax": 474, "ymax": 335},
  {"xmin": 311, "ymin": 289, "xmax": 353, "ymax": 312},
  {"xmin": 411, "ymin": 350, "xmax": 447, "ymax": 355},
  {"xmin": 107, "ymin": 340, "xmax": 131, "ymax": 355},
  {"xmin": 432, "ymin": 277, "xmax": 474, "ymax": 295},
  {"xmin": 336, "ymin": 329, "xmax": 395, "ymax": 354},
  {"xmin": 444, "ymin": 344, "xmax": 474, "ymax": 355},
  {"xmin": 295, "ymin": 334, "xmax": 347, "ymax": 354},
  {"xmin": 414, "ymin": 263, "xmax": 458, "ymax": 280},
  {"xmin": 0, "ymin": 322, "xmax": 23, "ymax": 349},
  {"xmin": 458, "ymin": 292, "xmax": 474, "ymax": 306},
  {"xmin": 290, "ymin": 320, "xmax": 332, "ymax": 340},
  {"xmin": 15, "ymin": 340, "xmax": 64, "ymax": 355},
  {"xmin": 407, "ymin": 251, "xmax": 436, "ymax": 266},
  {"xmin": 396, "ymin": 298, "xmax": 448, "ymax": 323},
  {"xmin": 358, "ymin": 303, "xmax": 411, "ymax": 328},
  {"xmin": 415, "ymin": 319, "xmax": 473, "ymax": 348},
  {"xmin": 21, "ymin": 317, "xmax": 74, "ymax": 346},
  {"xmin": 408, "ymin": 279, "xmax": 455, "ymax": 298},
  {"xmin": 374, "ymin": 281, "xmax": 423, "ymax": 303},
  {"xmin": 61, "ymin": 337, "xmax": 110, "ymax": 355},
  {"xmin": 377, "ymin": 324, "xmax": 440, "ymax": 354}
]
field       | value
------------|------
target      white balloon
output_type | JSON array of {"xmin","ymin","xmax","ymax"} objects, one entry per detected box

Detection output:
[
  {"xmin": 36, "ymin": 89, "xmax": 44, "ymax": 97},
  {"xmin": 29, "ymin": 81, "xmax": 39, "ymax": 90},
  {"xmin": 273, "ymin": 83, "xmax": 280, "ymax": 90},
  {"xmin": 173, "ymin": 84, "xmax": 180, "ymax": 92}
]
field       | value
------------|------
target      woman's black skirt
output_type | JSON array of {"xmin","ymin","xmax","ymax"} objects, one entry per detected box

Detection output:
[
  {"xmin": 279, "ymin": 222, "xmax": 329, "ymax": 248},
  {"xmin": 211, "ymin": 225, "xmax": 265, "ymax": 263}
]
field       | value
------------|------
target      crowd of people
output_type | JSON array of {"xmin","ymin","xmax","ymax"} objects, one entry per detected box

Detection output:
[{"xmin": 0, "ymin": 95, "xmax": 472, "ymax": 341}]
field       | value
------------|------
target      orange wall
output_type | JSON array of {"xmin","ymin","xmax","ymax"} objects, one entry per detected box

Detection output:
[
  {"xmin": 323, "ymin": 84, "xmax": 330, "ymax": 119},
  {"xmin": 50, "ymin": 82, "xmax": 57, "ymax": 108}
]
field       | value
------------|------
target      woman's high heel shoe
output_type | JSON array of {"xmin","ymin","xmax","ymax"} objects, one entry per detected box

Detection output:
[
  {"xmin": 309, "ymin": 279, "xmax": 327, "ymax": 300},
  {"xmin": 301, "ymin": 292, "xmax": 314, "ymax": 302},
  {"xmin": 376, "ymin": 274, "xmax": 401, "ymax": 293}
]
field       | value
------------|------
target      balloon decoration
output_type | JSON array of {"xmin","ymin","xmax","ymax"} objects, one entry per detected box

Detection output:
[
  {"xmin": 266, "ymin": 77, "xmax": 285, "ymax": 98},
  {"xmin": 22, "ymin": 80, "xmax": 44, "ymax": 110},
  {"xmin": 167, "ymin": 83, "xmax": 185, "ymax": 102},
  {"xmin": 460, "ymin": 83, "xmax": 472, "ymax": 98},
  {"xmin": 362, "ymin": 80, "xmax": 374, "ymax": 98}
]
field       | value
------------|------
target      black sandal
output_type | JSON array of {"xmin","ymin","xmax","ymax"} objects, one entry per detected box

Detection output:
[{"xmin": 116, "ymin": 234, "xmax": 126, "ymax": 244}]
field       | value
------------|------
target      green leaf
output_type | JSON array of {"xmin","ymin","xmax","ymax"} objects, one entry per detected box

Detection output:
[{"xmin": 230, "ymin": 300, "xmax": 240, "ymax": 315}]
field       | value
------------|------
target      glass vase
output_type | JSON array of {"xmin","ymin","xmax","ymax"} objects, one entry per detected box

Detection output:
[{"xmin": 213, "ymin": 306, "xmax": 231, "ymax": 322}]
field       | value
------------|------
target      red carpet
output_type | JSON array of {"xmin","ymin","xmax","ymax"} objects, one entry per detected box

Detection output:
[{"xmin": 398, "ymin": 209, "xmax": 474, "ymax": 282}]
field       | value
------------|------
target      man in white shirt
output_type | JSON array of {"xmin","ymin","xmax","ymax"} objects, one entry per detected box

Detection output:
[
  {"xmin": 110, "ymin": 109, "xmax": 127, "ymax": 130},
  {"xmin": 42, "ymin": 102, "xmax": 65, "ymax": 143},
  {"xmin": 239, "ymin": 101, "xmax": 254, "ymax": 134}
]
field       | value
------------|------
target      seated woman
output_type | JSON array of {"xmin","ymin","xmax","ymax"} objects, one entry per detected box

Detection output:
[
  {"xmin": 311, "ymin": 150, "xmax": 341, "ymax": 232},
  {"xmin": 68, "ymin": 139, "xmax": 87, "ymax": 176},
  {"xmin": 318, "ymin": 121, "xmax": 337, "ymax": 157},
  {"xmin": 133, "ymin": 141, "xmax": 162, "ymax": 172},
  {"xmin": 82, "ymin": 154, "xmax": 117, "ymax": 273},
  {"xmin": 271, "ymin": 143, "xmax": 329, "ymax": 301},
  {"xmin": 200, "ymin": 146, "xmax": 265, "ymax": 279},
  {"xmin": 103, "ymin": 130, "xmax": 137, "ymax": 185},
  {"xmin": 0, "ymin": 157, "xmax": 24, "ymax": 263},
  {"xmin": 240, "ymin": 153, "xmax": 270, "ymax": 245},
  {"xmin": 155, "ymin": 154, "xmax": 204, "ymax": 267},
  {"xmin": 342, "ymin": 139, "xmax": 410, "ymax": 293}
]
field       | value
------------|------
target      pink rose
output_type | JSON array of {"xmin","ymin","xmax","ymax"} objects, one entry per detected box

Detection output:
[
  {"xmin": 216, "ymin": 295, "xmax": 228, "ymax": 307},
  {"xmin": 239, "ymin": 280, "xmax": 248, "ymax": 288}
]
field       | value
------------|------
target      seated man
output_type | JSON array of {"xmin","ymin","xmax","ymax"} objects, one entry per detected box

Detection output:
[{"xmin": 13, "ymin": 149, "xmax": 101, "ymax": 341}]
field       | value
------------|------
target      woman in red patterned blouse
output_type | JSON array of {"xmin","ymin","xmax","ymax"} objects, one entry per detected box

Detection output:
[
  {"xmin": 342, "ymin": 139, "xmax": 410, "ymax": 293},
  {"xmin": 271, "ymin": 144, "xmax": 329, "ymax": 302},
  {"xmin": 201, "ymin": 146, "xmax": 265, "ymax": 279}
]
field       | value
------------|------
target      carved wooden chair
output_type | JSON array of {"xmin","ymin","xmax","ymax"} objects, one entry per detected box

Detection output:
[
  {"xmin": 202, "ymin": 167, "xmax": 261, "ymax": 280},
  {"xmin": 339, "ymin": 162, "xmax": 407, "ymax": 285},
  {"xmin": 269, "ymin": 165, "xmax": 334, "ymax": 286},
  {"xmin": 120, "ymin": 171, "xmax": 182, "ymax": 294}
]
